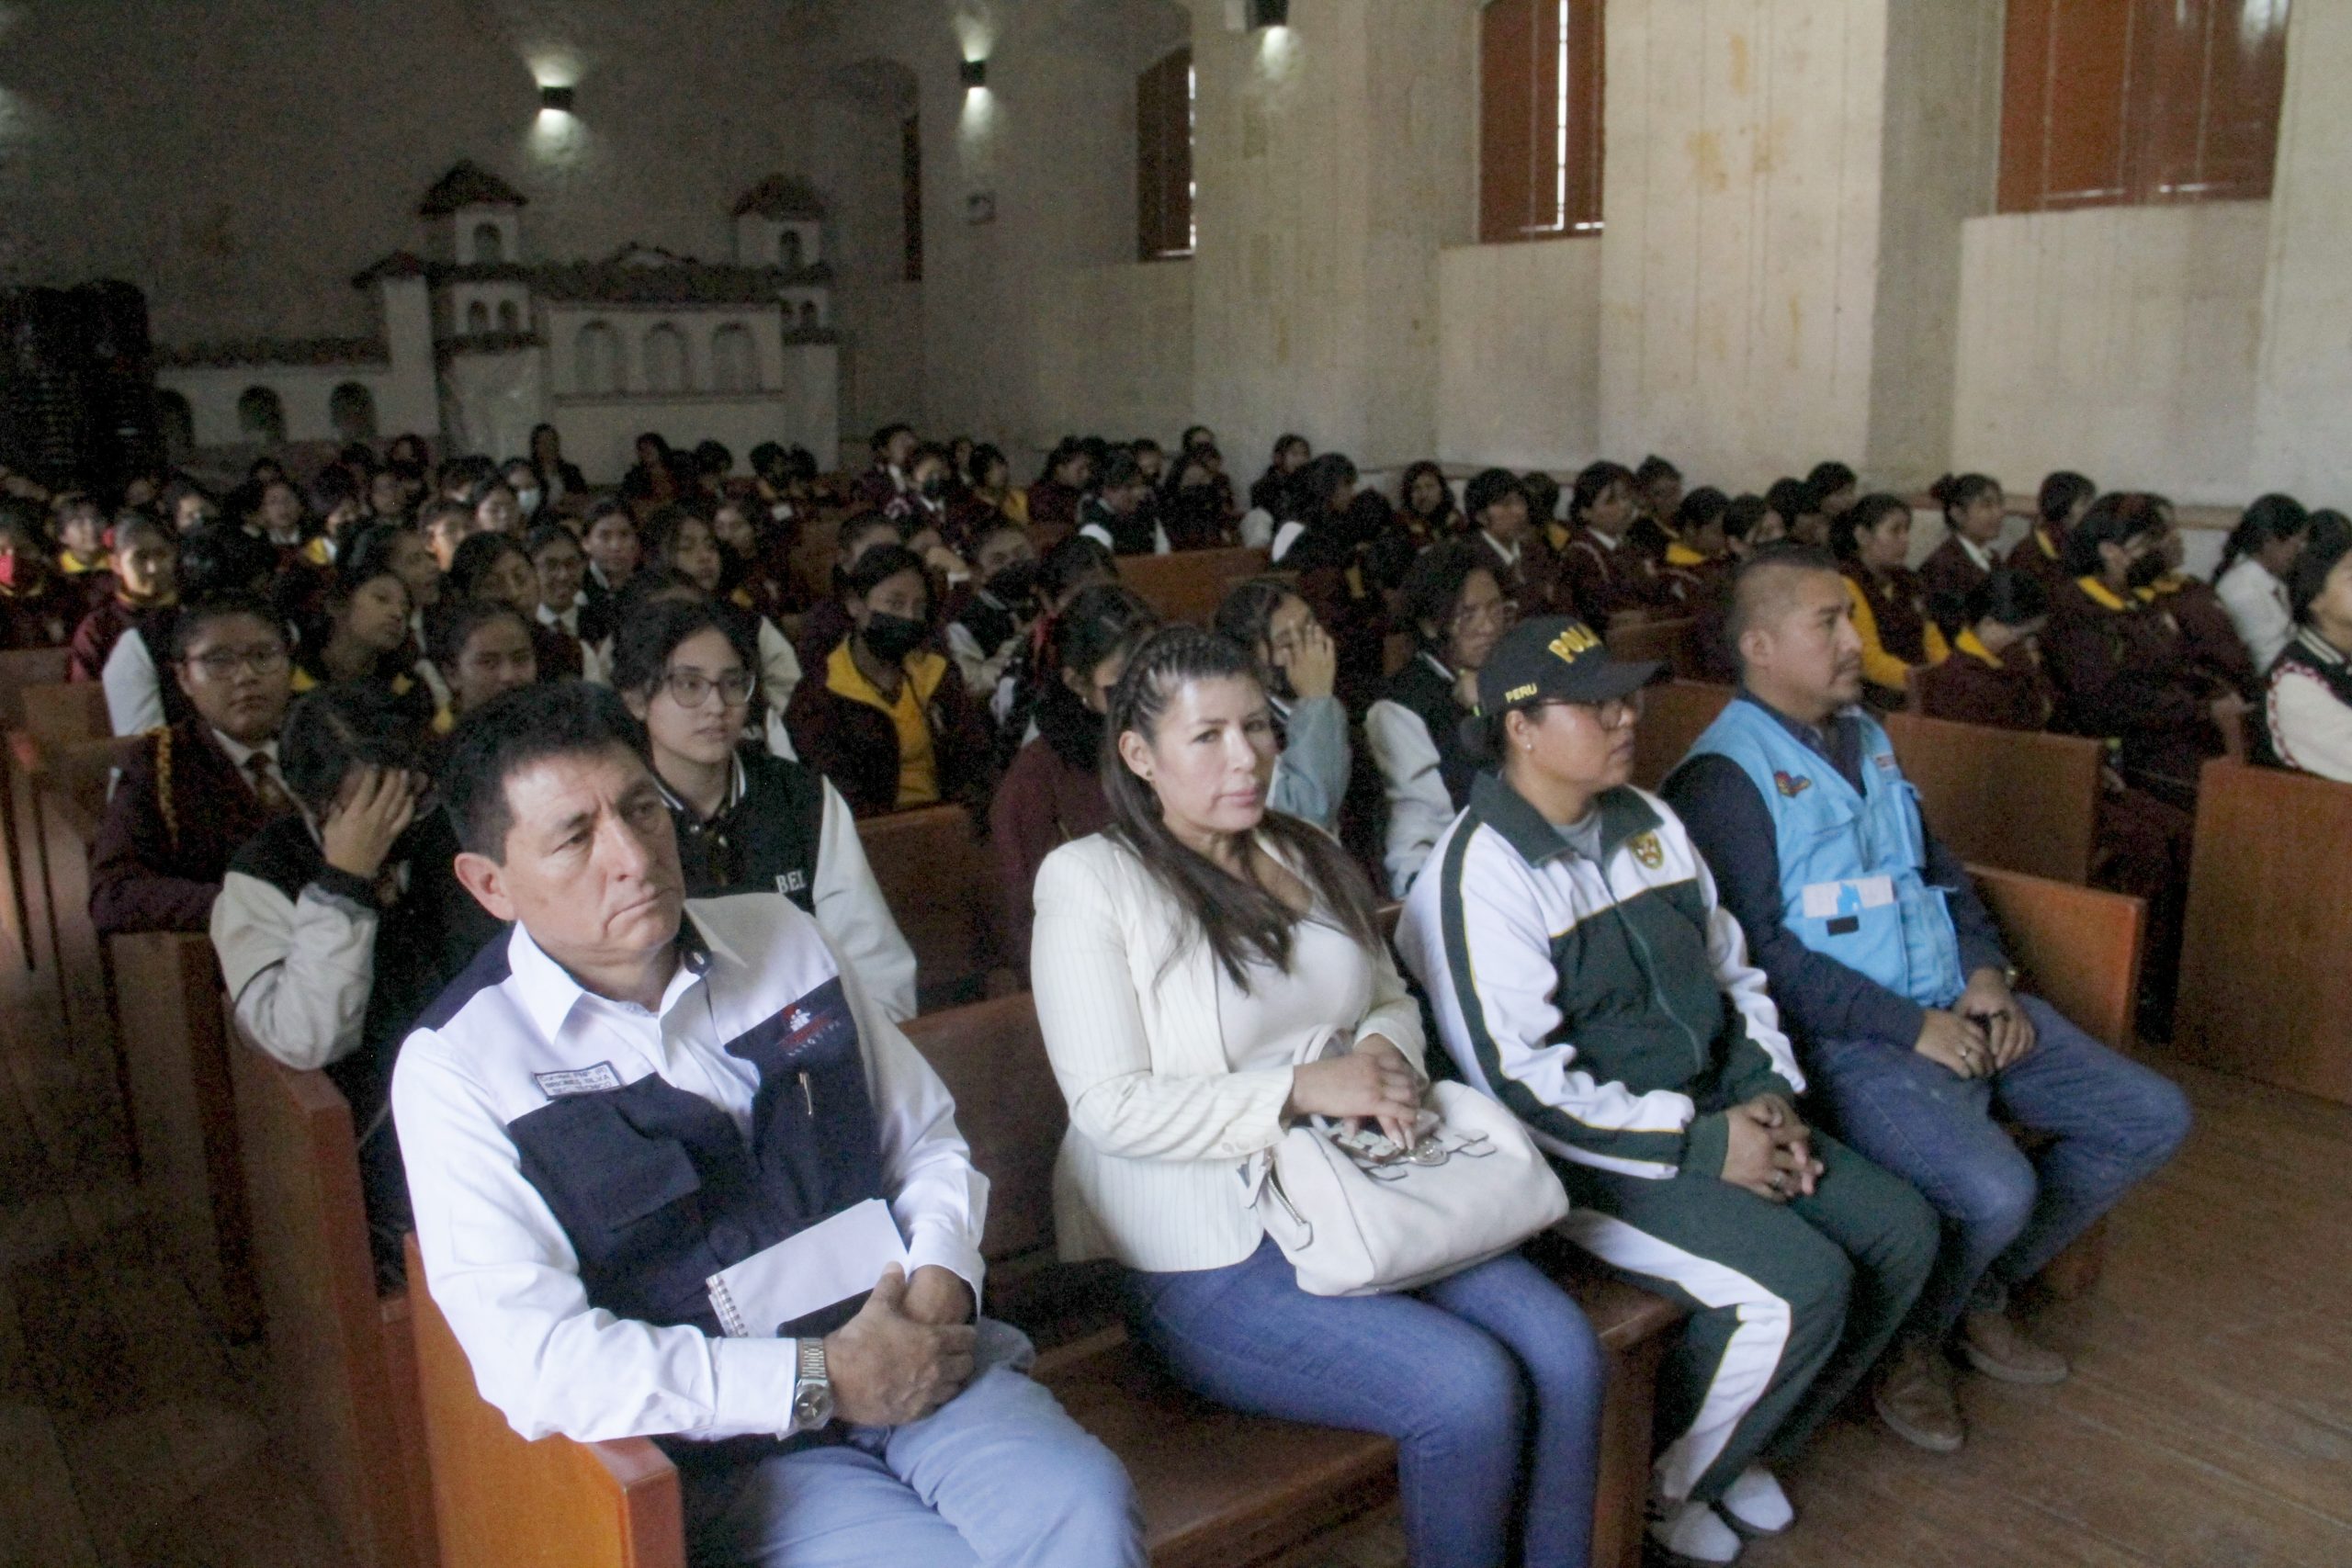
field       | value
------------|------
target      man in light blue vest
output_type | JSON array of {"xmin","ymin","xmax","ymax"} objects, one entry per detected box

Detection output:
[{"xmin": 1662, "ymin": 545, "xmax": 2190, "ymax": 1456}]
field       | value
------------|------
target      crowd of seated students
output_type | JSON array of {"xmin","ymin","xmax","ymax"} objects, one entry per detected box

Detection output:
[{"xmin": 12, "ymin": 412, "xmax": 2350, "ymax": 1568}]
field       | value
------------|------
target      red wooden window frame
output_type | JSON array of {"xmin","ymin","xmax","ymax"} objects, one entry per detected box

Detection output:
[
  {"xmin": 902, "ymin": 114, "xmax": 924, "ymax": 282},
  {"xmin": 1998, "ymin": 0, "xmax": 2289, "ymax": 214},
  {"xmin": 1479, "ymin": 0, "xmax": 1604, "ymax": 243},
  {"xmin": 1138, "ymin": 48, "xmax": 1196, "ymax": 261}
]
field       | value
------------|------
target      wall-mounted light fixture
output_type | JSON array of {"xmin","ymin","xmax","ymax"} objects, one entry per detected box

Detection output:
[
  {"xmin": 1225, "ymin": 0, "xmax": 1289, "ymax": 29},
  {"xmin": 959, "ymin": 58, "xmax": 988, "ymax": 89},
  {"xmin": 538, "ymin": 83, "xmax": 576, "ymax": 113}
]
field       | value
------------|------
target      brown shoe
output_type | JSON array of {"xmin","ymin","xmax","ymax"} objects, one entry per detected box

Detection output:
[
  {"xmin": 1962, "ymin": 1308, "xmax": 2071, "ymax": 1385},
  {"xmin": 1873, "ymin": 1340, "xmax": 1965, "ymax": 1453}
]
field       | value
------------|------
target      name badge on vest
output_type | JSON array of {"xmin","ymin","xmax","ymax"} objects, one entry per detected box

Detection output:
[
  {"xmin": 778, "ymin": 975, "xmax": 856, "ymax": 1066},
  {"xmin": 775, "ymin": 869, "xmax": 808, "ymax": 897},
  {"xmin": 1802, "ymin": 876, "xmax": 1894, "ymax": 929},
  {"xmin": 533, "ymin": 1062, "xmax": 624, "ymax": 1099}
]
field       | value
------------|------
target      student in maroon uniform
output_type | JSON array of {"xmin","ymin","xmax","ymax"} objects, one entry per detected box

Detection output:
[
  {"xmin": 447, "ymin": 531, "xmax": 585, "ymax": 680},
  {"xmin": 1555, "ymin": 460, "xmax": 1653, "ymax": 625},
  {"xmin": 1919, "ymin": 473, "xmax": 2007, "ymax": 638},
  {"xmin": 0, "ymin": 509, "xmax": 78, "ymax": 649},
  {"xmin": 1462, "ymin": 468, "xmax": 1560, "ymax": 619},
  {"xmin": 1158, "ymin": 447, "xmax": 1236, "ymax": 552},
  {"xmin": 1026, "ymin": 439, "xmax": 1096, "ymax": 547},
  {"xmin": 1653, "ymin": 487, "xmax": 1730, "ymax": 614},
  {"xmin": 1832, "ymin": 494, "xmax": 1948, "ymax": 709},
  {"xmin": 1396, "ymin": 459, "xmax": 1464, "ymax": 546},
  {"xmin": 70, "ymin": 513, "xmax": 176, "ymax": 684},
  {"xmin": 2008, "ymin": 470, "xmax": 2094, "ymax": 598},
  {"xmin": 990, "ymin": 585, "xmax": 1160, "ymax": 968},
  {"xmin": 1626, "ymin": 454, "xmax": 1685, "ymax": 563},
  {"xmin": 849, "ymin": 422, "xmax": 918, "ymax": 513},
  {"xmin": 89, "ymin": 594, "xmax": 297, "ymax": 936},
  {"xmin": 2043, "ymin": 492, "xmax": 2245, "ymax": 808}
]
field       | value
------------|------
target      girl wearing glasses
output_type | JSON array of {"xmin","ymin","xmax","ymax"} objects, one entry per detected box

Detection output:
[
  {"xmin": 1365, "ymin": 541, "xmax": 1515, "ymax": 896},
  {"xmin": 614, "ymin": 597, "xmax": 916, "ymax": 1022}
]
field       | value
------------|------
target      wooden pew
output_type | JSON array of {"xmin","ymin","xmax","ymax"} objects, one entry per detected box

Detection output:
[
  {"xmin": 1884, "ymin": 713, "xmax": 2102, "ymax": 886},
  {"xmin": 230, "ymin": 1034, "xmax": 436, "ymax": 1568},
  {"xmin": 858, "ymin": 803, "xmax": 1000, "ymax": 1010},
  {"xmin": 408, "ymin": 994, "xmax": 1682, "ymax": 1568},
  {"xmin": 1971, "ymin": 865, "xmax": 2148, "ymax": 1299},
  {"xmin": 111, "ymin": 931, "xmax": 262, "ymax": 1338},
  {"xmin": 2174, "ymin": 759, "xmax": 2352, "ymax": 1106},
  {"xmin": 1629, "ymin": 681, "xmax": 1734, "ymax": 791},
  {"xmin": 17, "ymin": 734, "xmax": 142, "ymax": 1019},
  {"xmin": 1605, "ymin": 616, "xmax": 1698, "ymax": 679},
  {"xmin": 0, "ymin": 647, "xmax": 71, "ymax": 968},
  {"xmin": 1121, "ymin": 546, "xmax": 1272, "ymax": 626}
]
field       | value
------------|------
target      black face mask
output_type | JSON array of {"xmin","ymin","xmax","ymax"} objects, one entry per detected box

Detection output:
[
  {"xmin": 921, "ymin": 477, "xmax": 949, "ymax": 502},
  {"xmin": 985, "ymin": 559, "xmax": 1039, "ymax": 604},
  {"xmin": 2125, "ymin": 552, "xmax": 2169, "ymax": 590},
  {"xmin": 862, "ymin": 611, "xmax": 929, "ymax": 662}
]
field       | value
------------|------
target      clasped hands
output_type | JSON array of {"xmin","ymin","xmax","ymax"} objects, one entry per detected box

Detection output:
[
  {"xmin": 1721, "ymin": 1093, "xmax": 1823, "ymax": 1203},
  {"xmin": 1914, "ymin": 967, "xmax": 2038, "ymax": 1081},
  {"xmin": 1285, "ymin": 1033, "xmax": 1421, "ymax": 1150}
]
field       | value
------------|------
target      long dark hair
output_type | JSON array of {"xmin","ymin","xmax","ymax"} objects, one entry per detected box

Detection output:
[
  {"xmin": 2038, "ymin": 470, "xmax": 2096, "ymax": 528},
  {"xmin": 2217, "ymin": 492, "xmax": 2310, "ymax": 579},
  {"xmin": 2064, "ymin": 492, "xmax": 2169, "ymax": 579},
  {"xmin": 1398, "ymin": 460, "xmax": 1460, "ymax": 530},
  {"xmin": 1829, "ymin": 493, "xmax": 1910, "ymax": 564},
  {"xmin": 1102, "ymin": 626, "xmax": 1380, "ymax": 988}
]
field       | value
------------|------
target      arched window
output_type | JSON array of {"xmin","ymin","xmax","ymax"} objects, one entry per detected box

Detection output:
[
  {"xmin": 472, "ymin": 221, "xmax": 505, "ymax": 264},
  {"xmin": 155, "ymin": 389, "xmax": 195, "ymax": 457},
  {"xmin": 496, "ymin": 299, "xmax": 520, "ymax": 334},
  {"xmin": 710, "ymin": 323, "xmax": 756, "ymax": 392},
  {"xmin": 575, "ymin": 320, "xmax": 623, "ymax": 395},
  {"xmin": 779, "ymin": 230, "xmax": 803, "ymax": 271},
  {"xmin": 329, "ymin": 381, "xmax": 379, "ymax": 442},
  {"xmin": 643, "ymin": 322, "xmax": 689, "ymax": 394},
  {"xmin": 465, "ymin": 299, "xmax": 492, "ymax": 335},
  {"xmin": 798, "ymin": 300, "xmax": 820, "ymax": 333},
  {"xmin": 237, "ymin": 386, "xmax": 287, "ymax": 446}
]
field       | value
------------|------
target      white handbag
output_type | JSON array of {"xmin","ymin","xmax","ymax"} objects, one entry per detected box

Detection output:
[{"xmin": 1242, "ymin": 1028, "xmax": 1570, "ymax": 1297}]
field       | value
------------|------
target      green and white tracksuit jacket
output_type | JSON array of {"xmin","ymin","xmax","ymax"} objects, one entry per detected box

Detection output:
[
  {"xmin": 1400, "ymin": 774, "xmax": 1937, "ymax": 1507},
  {"xmin": 1396, "ymin": 773, "xmax": 1803, "ymax": 1178}
]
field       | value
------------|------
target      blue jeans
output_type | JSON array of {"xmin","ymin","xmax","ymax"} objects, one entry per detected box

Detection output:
[
  {"xmin": 1804, "ymin": 993, "xmax": 2191, "ymax": 1339},
  {"xmin": 1125, "ymin": 1238, "xmax": 1605, "ymax": 1568},
  {"xmin": 684, "ymin": 1319, "xmax": 1145, "ymax": 1568}
]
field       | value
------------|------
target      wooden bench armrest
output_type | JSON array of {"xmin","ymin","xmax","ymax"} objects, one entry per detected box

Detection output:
[{"xmin": 1967, "ymin": 865, "xmax": 2144, "ymax": 1051}]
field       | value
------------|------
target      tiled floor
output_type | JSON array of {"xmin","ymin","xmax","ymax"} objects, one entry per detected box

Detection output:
[{"xmin": 3, "ymin": 800, "xmax": 2349, "ymax": 1567}]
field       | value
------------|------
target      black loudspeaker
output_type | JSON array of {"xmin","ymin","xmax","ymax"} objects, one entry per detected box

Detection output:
[{"xmin": 0, "ymin": 280, "xmax": 162, "ymax": 492}]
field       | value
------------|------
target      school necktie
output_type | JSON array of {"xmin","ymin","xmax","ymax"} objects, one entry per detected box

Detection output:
[{"xmin": 245, "ymin": 751, "xmax": 293, "ymax": 816}]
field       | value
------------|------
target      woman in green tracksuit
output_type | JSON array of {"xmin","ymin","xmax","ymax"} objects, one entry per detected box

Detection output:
[{"xmin": 1396, "ymin": 615, "xmax": 1937, "ymax": 1568}]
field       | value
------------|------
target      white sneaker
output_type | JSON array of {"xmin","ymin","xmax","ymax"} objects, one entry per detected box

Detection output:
[
  {"xmin": 1717, "ymin": 1464, "xmax": 1795, "ymax": 1537},
  {"xmin": 1648, "ymin": 1498, "xmax": 1744, "ymax": 1565}
]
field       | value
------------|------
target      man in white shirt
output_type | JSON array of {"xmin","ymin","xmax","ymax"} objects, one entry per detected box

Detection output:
[{"xmin": 393, "ymin": 684, "xmax": 1141, "ymax": 1567}]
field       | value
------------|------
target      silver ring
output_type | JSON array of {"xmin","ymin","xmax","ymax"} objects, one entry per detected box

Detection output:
[{"xmin": 1770, "ymin": 1172, "xmax": 1787, "ymax": 1193}]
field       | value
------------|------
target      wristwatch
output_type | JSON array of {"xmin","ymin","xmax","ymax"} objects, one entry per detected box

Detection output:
[{"xmin": 790, "ymin": 1337, "xmax": 835, "ymax": 1431}]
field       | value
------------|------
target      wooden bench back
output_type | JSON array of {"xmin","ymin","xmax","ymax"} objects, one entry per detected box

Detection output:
[
  {"xmin": 1605, "ymin": 617, "xmax": 1697, "ymax": 679},
  {"xmin": 46, "ymin": 735, "xmax": 141, "ymax": 845},
  {"xmin": 0, "ymin": 647, "xmax": 71, "ymax": 728},
  {"xmin": 858, "ymin": 803, "xmax": 997, "ymax": 1010},
  {"xmin": 1121, "ymin": 547, "xmax": 1271, "ymax": 627},
  {"xmin": 1630, "ymin": 681, "xmax": 1734, "ymax": 791},
  {"xmin": 110, "ymin": 931, "xmax": 260, "ymax": 1337},
  {"xmin": 2176, "ymin": 759, "xmax": 2352, "ymax": 1105},
  {"xmin": 1970, "ymin": 866, "xmax": 2143, "ymax": 1051},
  {"xmin": 17, "ymin": 680, "xmax": 111, "ymax": 746},
  {"xmin": 230, "ymin": 1037, "xmax": 433, "ymax": 1568},
  {"xmin": 901, "ymin": 995, "xmax": 1068, "ymax": 1264},
  {"xmin": 1884, "ymin": 713, "xmax": 2102, "ymax": 885}
]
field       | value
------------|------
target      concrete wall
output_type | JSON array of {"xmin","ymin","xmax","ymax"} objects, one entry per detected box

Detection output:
[
  {"xmin": 1188, "ymin": 0, "xmax": 1476, "ymax": 473},
  {"xmin": 551, "ymin": 347, "xmax": 842, "ymax": 481},
  {"xmin": 1951, "ymin": 204, "xmax": 2268, "ymax": 505},
  {"xmin": 1031, "ymin": 261, "xmax": 1197, "ymax": 464},
  {"xmin": 1599, "ymin": 0, "xmax": 1891, "ymax": 491},
  {"xmin": 1434, "ymin": 239, "xmax": 1601, "ymax": 471},
  {"xmin": 2254, "ymin": 0, "xmax": 2352, "ymax": 502}
]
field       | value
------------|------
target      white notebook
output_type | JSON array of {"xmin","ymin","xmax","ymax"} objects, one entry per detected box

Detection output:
[{"xmin": 706, "ymin": 1198, "xmax": 910, "ymax": 1338}]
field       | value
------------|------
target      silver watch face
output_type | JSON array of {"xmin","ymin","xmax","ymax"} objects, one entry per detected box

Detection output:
[{"xmin": 793, "ymin": 1382, "xmax": 833, "ymax": 1427}]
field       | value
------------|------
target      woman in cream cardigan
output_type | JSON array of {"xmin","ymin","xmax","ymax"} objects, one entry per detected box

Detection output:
[{"xmin": 1031, "ymin": 626, "xmax": 1605, "ymax": 1568}]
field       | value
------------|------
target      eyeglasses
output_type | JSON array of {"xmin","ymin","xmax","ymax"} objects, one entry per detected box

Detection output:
[
  {"xmin": 661, "ymin": 669, "xmax": 755, "ymax": 709},
  {"xmin": 183, "ymin": 645, "xmax": 289, "ymax": 679},
  {"xmin": 1451, "ymin": 598, "xmax": 1518, "ymax": 634},
  {"xmin": 1531, "ymin": 693, "xmax": 1644, "ymax": 730}
]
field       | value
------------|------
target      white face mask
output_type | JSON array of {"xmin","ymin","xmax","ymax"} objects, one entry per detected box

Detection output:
[{"xmin": 515, "ymin": 488, "xmax": 543, "ymax": 515}]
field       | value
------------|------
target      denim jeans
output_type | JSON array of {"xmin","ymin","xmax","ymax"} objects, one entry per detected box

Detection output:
[
  {"xmin": 683, "ymin": 1319, "xmax": 1145, "ymax": 1568},
  {"xmin": 1125, "ymin": 1237, "xmax": 1605, "ymax": 1568},
  {"xmin": 1804, "ymin": 993, "xmax": 2191, "ymax": 1338}
]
